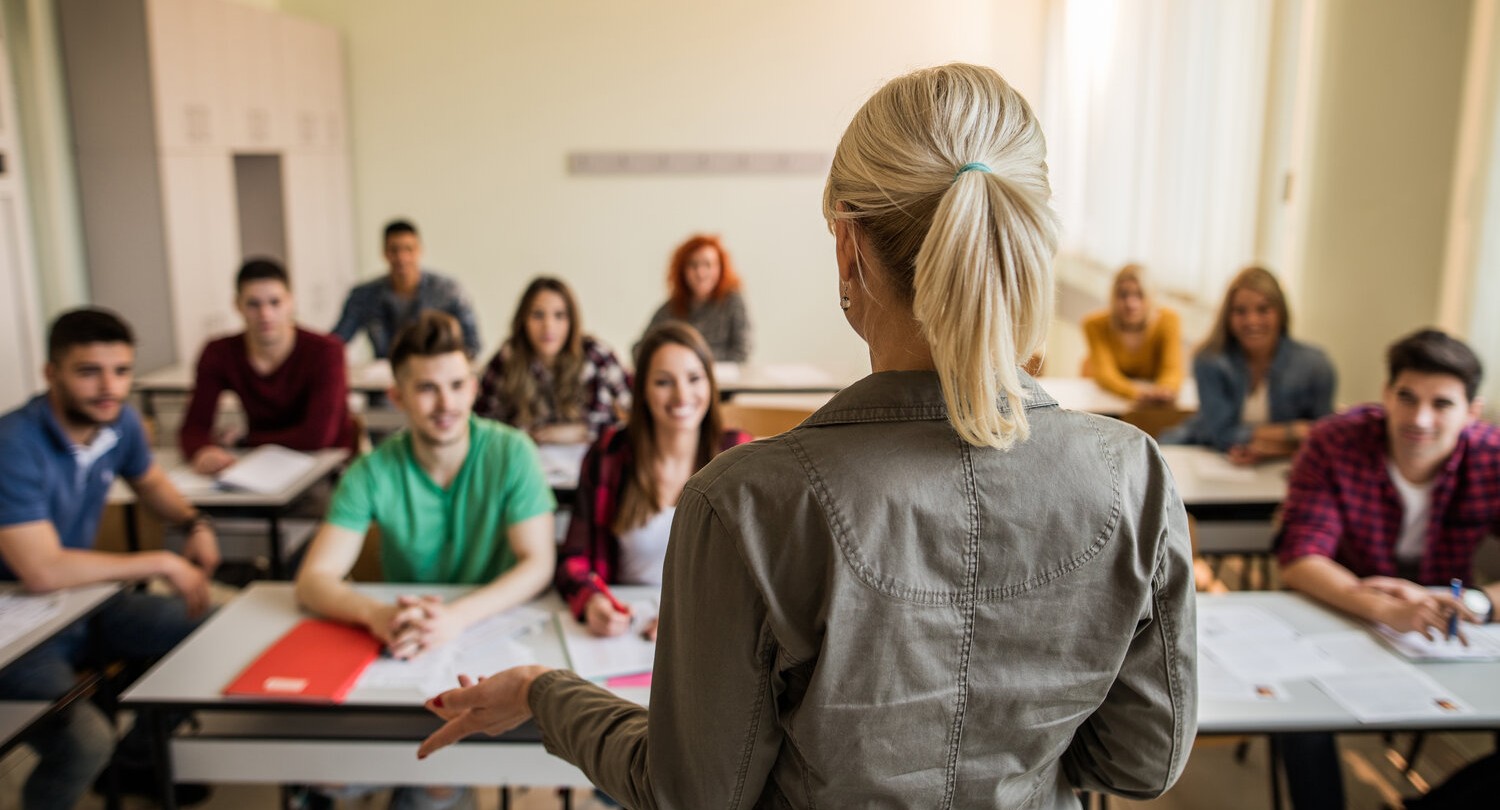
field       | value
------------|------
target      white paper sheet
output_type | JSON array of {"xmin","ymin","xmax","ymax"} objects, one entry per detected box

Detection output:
[
  {"xmin": 0, "ymin": 592, "xmax": 63, "ymax": 651},
  {"xmin": 1314, "ymin": 667, "xmax": 1475, "ymax": 723},
  {"xmin": 354, "ymin": 606, "xmax": 551, "ymax": 696},
  {"xmin": 536, "ymin": 443, "xmax": 589, "ymax": 489},
  {"xmin": 216, "ymin": 445, "xmax": 317, "ymax": 494},
  {"xmin": 557, "ymin": 599, "xmax": 657, "ymax": 680},
  {"xmin": 1197, "ymin": 653, "xmax": 1288, "ymax": 702},
  {"xmin": 1371, "ymin": 623, "xmax": 1500, "ymax": 662},
  {"xmin": 1197, "ymin": 604, "xmax": 1299, "ymax": 641},
  {"xmin": 1200, "ymin": 632, "xmax": 1347, "ymax": 683}
]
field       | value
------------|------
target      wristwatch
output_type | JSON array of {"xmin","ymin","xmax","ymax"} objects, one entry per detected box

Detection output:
[
  {"xmin": 1463, "ymin": 588, "xmax": 1495, "ymax": 624},
  {"xmin": 179, "ymin": 513, "xmax": 214, "ymax": 534}
]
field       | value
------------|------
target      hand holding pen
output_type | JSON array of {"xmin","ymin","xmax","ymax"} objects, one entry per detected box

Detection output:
[{"xmin": 583, "ymin": 572, "xmax": 633, "ymax": 638}]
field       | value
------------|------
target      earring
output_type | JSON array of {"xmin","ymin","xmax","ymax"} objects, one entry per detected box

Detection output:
[{"xmin": 839, "ymin": 281, "xmax": 852, "ymax": 311}]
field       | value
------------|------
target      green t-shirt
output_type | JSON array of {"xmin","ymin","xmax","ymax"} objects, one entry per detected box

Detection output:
[{"xmin": 327, "ymin": 415, "xmax": 556, "ymax": 584}]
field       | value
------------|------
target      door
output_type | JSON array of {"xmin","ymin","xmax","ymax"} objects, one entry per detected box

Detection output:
[{"xmin": 0, "ymin": 22, "xmax": 46, "ymax": 412}]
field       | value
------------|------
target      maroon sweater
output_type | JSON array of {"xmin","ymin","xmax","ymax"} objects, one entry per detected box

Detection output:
[{"xmin": 179, "ymin": 328, "xmax": 356, "ymax": 459}]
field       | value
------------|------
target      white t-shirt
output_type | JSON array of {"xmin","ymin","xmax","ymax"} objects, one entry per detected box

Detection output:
[
  {"xmin": 1241, "ymin": 384, "xmax": 1271, "ymax": 427},
  {"xmin": 1386, "ymin": 459, "xmax": 1435, "ymax": 566},
  {"xmin": 616, "ymin": 506, "xmax": 676, "ymax": 586}
]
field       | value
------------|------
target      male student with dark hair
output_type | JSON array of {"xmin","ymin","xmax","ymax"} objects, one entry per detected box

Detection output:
[
  {"xmin": 1276, "ymin": 328, "xmax": 1500, "ymax": 809},
  {"xmin": 296, "ymin": 310, "xmax": 555, "ymax": 810},
  {"xmin": 180, "ymin": 258, "xmax": 357, "ymax": 475},
  {"xmin": 0, "ymin": 308, "xmax": 222, "ymax": 808},
  {"xmin": 331, "ymin": 219, "xmax": 482, "ymax": 359}
]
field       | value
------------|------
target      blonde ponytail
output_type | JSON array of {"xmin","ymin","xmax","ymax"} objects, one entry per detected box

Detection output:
[{"xmin": 824, "ymin": 64, "xmax": 1058, "ymax": 449}]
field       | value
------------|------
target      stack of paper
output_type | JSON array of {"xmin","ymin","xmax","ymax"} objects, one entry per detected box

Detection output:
[{"xmin": 217, "ymin": 445, "xmax": 318, "ymax": 494}]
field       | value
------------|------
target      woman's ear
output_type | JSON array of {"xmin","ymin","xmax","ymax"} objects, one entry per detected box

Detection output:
[{"xmin": 833, "ymin": 219, "xmax": 858, "ymax": 284}]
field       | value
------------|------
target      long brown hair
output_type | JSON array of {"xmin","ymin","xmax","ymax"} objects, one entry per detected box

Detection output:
[
  {"xmin": 612, "ymin": 323, "xmax": 726, "ymax": 534},
  {"xmin": 1199, "ymin": 265, "xmax": 1290, "ymax": 357},
  {"xmin": 666, "ymin": 235, "xmax": 742, "ymax": 318},
  {"xmin": 502, "ymin": 277, "xmax": 586, "ymax": 428}
]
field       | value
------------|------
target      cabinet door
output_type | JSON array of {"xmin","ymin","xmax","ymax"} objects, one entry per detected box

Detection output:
[
  {"xmin": 278, "ymin": 15, "xmax": 321, "ymax": 151},
  {"xmin": 220, "ymin": 2, "xmax": 282, "ymax": 151},
  {"xmin": 147, "ymin": 0, "xmax": 228, "ymax": 151},
  {"xmin": 0, "ymin": 26, "xmax": 44, "ymax": 411},
  {"xmin": 160, "ymin": 153, "xmax": 239, "ymax": 358}
]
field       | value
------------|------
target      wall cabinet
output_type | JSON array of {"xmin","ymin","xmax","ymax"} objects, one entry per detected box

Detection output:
[{"xmin": 59, "ymin": 0, "xmax": 356, "ymax": 371}]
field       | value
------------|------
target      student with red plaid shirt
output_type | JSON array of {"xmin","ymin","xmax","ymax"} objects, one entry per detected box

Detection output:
[{"xmin": 1276, "ymin": 329, "xmax": 1500, "ymax": 810}]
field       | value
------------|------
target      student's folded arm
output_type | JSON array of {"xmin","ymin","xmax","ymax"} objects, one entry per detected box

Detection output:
[
  {"xmin": 1191, "ymin": 355, "xmax": 1250, "ymax": 451},
  {"xmin": 1083, "ymin": 318, "xmax": 1138, "ymax": 400},
  {"xmin": 1154, "ymin": 311, "xmax": 1185, "ymax": 393},
  {"xmin": 529, "ymin": 486, "xmax": 782, "ymax": 809},
  {"xmin": 330, "ymin": 291, "xmax": 363, "ymax": 344},
  {"xmin": 129, "ymin": 463, "xmax": 202, "ymax": 526},
  {"xmin": 294, "ymin": 522, "xmax": 385, "ymax": 627},
  {"xmin": 0, "ymin": 521, "xmax": 182, "ymax": 592},
  {"xmin": 448, "ymin": 513, "xmax": 555, "ymax": 628},
  {"xmin": 179, "ymin": 345, "xmax": 228, "ymax": 460},
  {"xmin": 1063, "ymin": 472, "xmax": 1196, "ymax": 799}
]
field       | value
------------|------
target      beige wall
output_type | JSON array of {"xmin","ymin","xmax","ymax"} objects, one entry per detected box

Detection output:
[
  {"xmin": 1295, "ymin": 0, "xmax": 1472, "ymax": 406},
  {"xmin": 279, "ymin": 0, "xmax": 1047, "ymax": 378}
]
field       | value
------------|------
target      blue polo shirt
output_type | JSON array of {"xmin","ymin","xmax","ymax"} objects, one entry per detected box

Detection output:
[{"xmin": 0, "ymin": 394, "xmax": 152, "ymax": 580}]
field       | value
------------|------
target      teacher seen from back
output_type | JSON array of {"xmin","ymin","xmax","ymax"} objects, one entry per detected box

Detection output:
[{"xmin": 419, "ymin": 63, "xmax": 1198, "ymax": 810}]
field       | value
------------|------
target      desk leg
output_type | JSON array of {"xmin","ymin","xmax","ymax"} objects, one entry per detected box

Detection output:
[
  {"xmin": 268, "ymin": 512, "xmax": 284, "ymax": 580},
  {"xmin": 124, "ymin": 503, "xmax": 141, "ymax": 554},
  {"xmin": 1268, "ymin": 734, "xmax": 1284, "ymax": 810},
  {"xmin": 148, "ymin": 708, "xmax": 178, "ymax": 810}
]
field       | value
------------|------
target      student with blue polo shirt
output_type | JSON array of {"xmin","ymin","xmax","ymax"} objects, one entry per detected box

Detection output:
[
  {"xmin": 0, "ymin": 308, "xmax": 222, "ymax": 809},
  {"xmin": 296, "ymin": 310, "xmax": 555, "ymax": 810}
]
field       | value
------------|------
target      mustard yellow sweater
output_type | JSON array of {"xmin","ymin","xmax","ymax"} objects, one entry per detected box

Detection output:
[{"xmin": 1081, "ymin": 308, "xmax": 1185, "ymax": 400}]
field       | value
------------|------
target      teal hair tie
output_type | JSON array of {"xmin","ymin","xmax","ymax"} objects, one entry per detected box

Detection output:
[{"xmin": 955, "ymin": 162, "xmax": 992, "ymax": 179}]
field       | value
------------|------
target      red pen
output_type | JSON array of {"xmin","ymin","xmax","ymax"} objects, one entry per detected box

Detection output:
[{"xmin": 587, "ymin": 572, "xmax": 631, "ymax": 616}]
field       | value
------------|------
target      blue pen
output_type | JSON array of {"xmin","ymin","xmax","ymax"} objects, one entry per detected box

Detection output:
[{"xmin": 1447, "ymin": 578, "xmax": 1462, "ymax": 641}]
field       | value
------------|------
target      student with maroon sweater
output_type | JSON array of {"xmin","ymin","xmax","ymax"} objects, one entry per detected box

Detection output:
[
  {"xmin": 556, "ymin": 323, "xmax": 752, "ymax": 638},
  {"xmin": 180, "ymin": 259, "xmax": 357, "ymax": 475}
]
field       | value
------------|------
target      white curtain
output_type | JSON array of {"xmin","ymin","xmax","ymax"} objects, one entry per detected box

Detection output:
[{"xmin": 1041, "ymin": 0, "xmax": 1274, "ymax": 301}]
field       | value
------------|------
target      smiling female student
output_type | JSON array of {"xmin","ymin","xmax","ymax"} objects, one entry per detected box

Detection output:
[
  {"xmin": 555, "ymin": 323, "xmax": 751, "ymax": 639},
  {"xmin": 475, "ymin": 277, "xmax": 631, "ymax": 444},
  {"xmin": 1165, "ymin": 266, "xmax": 1336, "ymax": 463},
  {"xmin": 640, "ymin": 235, "xmax": 751, "ymax": 363}
]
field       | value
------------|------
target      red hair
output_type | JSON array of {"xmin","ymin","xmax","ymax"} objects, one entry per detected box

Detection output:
[{"xmin": 666, "ymin": 234, "xmax": 741, "ymax": 318}]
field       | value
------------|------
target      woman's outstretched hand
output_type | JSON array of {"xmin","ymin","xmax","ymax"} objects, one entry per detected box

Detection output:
[{"xmin": 417, "ymin": 665, "xmax": 554, "ymax": 759}]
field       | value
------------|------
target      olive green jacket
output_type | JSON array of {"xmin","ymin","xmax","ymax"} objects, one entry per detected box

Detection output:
[{"xmin": 529, "ymin": 371, "xmax": 1198, "ymax": 809}]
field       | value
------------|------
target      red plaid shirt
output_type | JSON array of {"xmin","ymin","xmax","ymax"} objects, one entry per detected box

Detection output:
[{"xmin": 1277, "ymin": 404, "xmax": 1500, "ymax": 584}]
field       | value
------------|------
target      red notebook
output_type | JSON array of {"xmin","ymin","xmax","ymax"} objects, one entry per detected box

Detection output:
[{"xmin": 223, "ymin": 619, "xmax": 383, "ymax": 703}]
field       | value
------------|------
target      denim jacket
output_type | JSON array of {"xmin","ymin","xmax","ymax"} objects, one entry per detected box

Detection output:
[
  {"xmin": 529, "ymin": 371, "xmax": 1197, "ymax": 809},
  {"xmin": 1167, "ymin": 337, "xmax": 1336, "ymax": 451}
]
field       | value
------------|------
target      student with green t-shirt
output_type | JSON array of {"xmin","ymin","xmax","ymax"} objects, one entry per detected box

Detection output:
[
  {"xmin": 297, "ymin": 307, "xmax": 556, "ymax": 653},
  {"xmin": 295, "ymin": 310, "xmax": 556, "ymax": 810}
]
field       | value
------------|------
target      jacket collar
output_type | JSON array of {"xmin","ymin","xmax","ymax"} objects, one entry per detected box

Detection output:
[{"xmin": 802, "ymin": 370, "xmax": 1059, "ymax": 428}]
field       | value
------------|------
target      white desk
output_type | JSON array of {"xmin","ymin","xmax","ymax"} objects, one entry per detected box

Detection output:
[
  {"xmin": 1160, "ymin": 445, "xmax": 1290, "ymax": 561},
  {"xmin": 713, "ymin": 362, "xmax": 846, "ymax": 397},
  {"xmin": 1198, "ymin": 592, "xmax": 1500, "ymax": 734},
  {"xmin": 108, "ymin": 448, "xmax": 349, "ymax": 579},
  {"xmin": 1037, "ymin": 376, "xmax": 1200, "ymax": 416},
  {"xmin": 0, "ymin": 583, "xmax": 124, "ymax": 673},
  {"xmin": 0, "ymin": 584, "xmax": 125, "ymax": 758},
  {"xmin": 0, "ymin": 701, "xmax": 52, "ymax": 757},
  {"xmin": 122, "ymin": 582, "xmax": 656, "ymax": 803}
]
